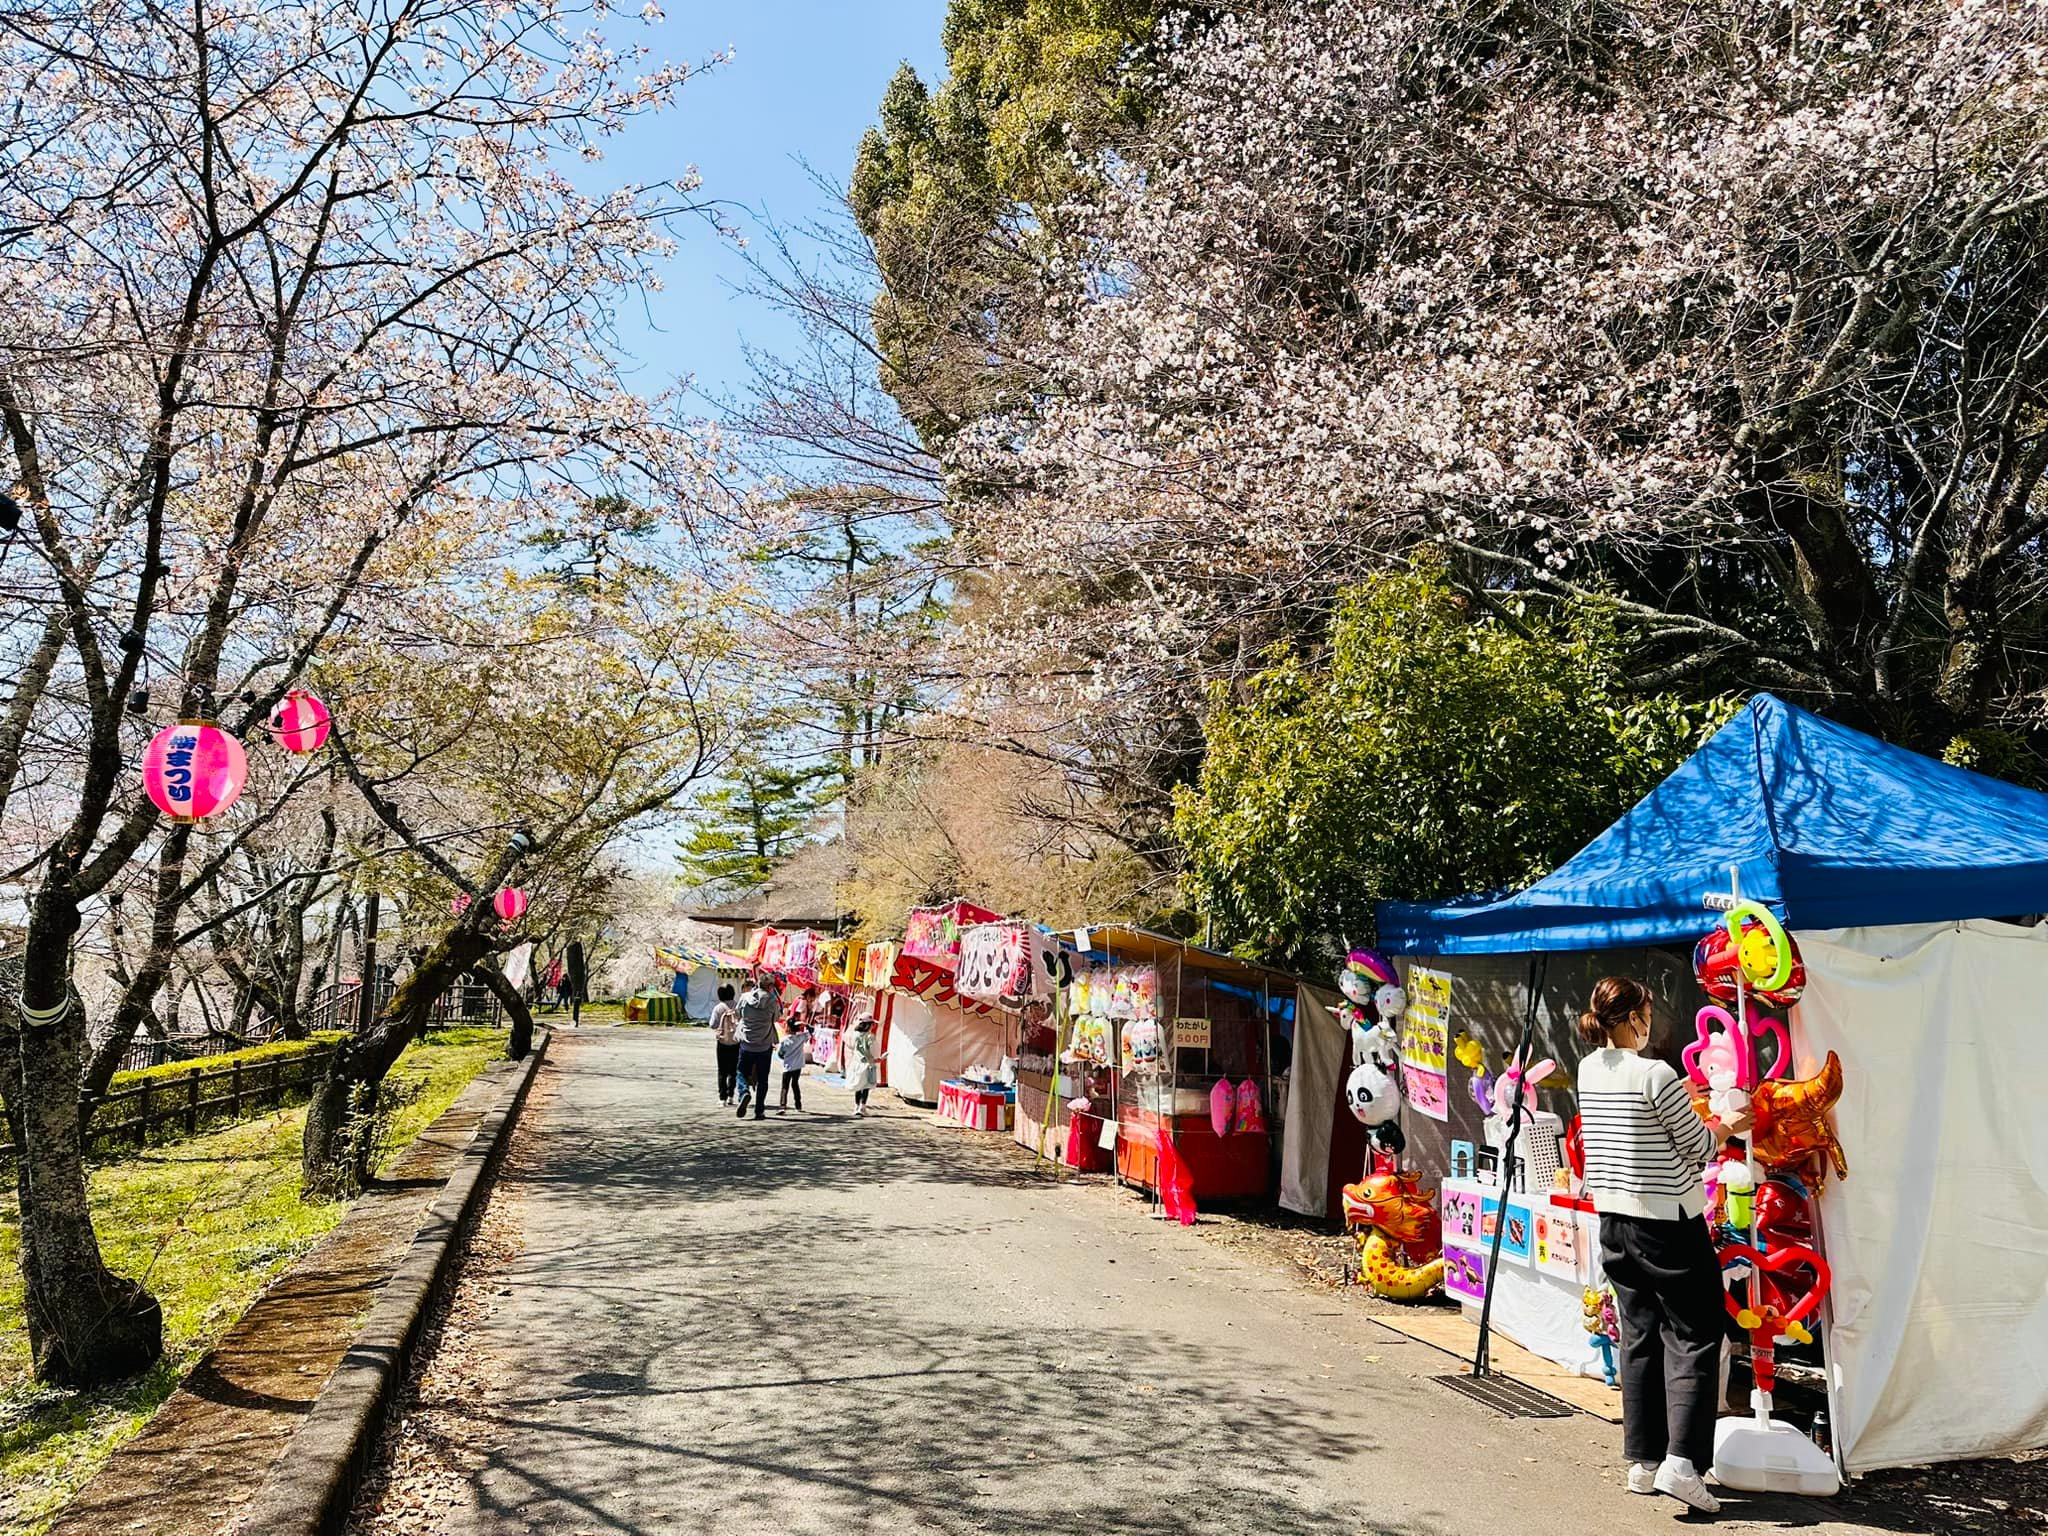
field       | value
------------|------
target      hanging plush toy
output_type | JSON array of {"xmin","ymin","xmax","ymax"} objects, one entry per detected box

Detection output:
[{"xmin": 1341, "ymin": 1170, "xmax": 1445, "ymax": 1301}]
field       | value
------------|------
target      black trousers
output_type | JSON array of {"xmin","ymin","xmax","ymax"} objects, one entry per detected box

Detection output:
[
  {"xmin": 714, "ymin": 1041, "xmax": 740, "ymax": 1101},
  {"xmin": 737, "ymin": 1049, "xmax": 772, "ymax": 1116},
  {"xmin": 1600, "ymin": 1212, "xmax": 1725, "ymax": 1471},
  {"xmin": 779, "ymin": 1069, "xmax": 803, "ymax": 1109}
]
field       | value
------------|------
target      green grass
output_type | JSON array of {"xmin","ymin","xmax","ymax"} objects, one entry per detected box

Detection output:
[{"xmin": 0, "ymin": 1027, "xmax": 505, "ymax": 1536}]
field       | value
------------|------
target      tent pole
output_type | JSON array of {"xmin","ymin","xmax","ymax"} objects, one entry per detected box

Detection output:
[{"xmin": 1472, "ymin": 955, "xmax": 1546, "ymax": 1377}]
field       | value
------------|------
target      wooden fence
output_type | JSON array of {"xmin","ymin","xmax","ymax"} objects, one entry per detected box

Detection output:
[{"xmin": 0, "ymin": 1044, "xmax": 338, "ymax": 1164}]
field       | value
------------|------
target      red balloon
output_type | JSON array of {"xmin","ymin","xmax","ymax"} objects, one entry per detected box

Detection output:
[
  {"xmin": 493, "ymin": 886, "xmax": 528, "ymax": 923},
  {"xmin": 268, "ymin": 689, "xmax": 331, "ymax": 754},
  {"xmin": 142, "ymin": 720, "xmax": 247, "ymax": 823},
  {"xmin": 1693, "ymin": 920, "xmax": 1807, "ymax": 1007}
]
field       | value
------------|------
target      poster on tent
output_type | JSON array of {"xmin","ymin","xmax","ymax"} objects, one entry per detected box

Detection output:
[{"xmin": 1400, "ymin": 967, "xmax": 1452, "ymax": 1121}]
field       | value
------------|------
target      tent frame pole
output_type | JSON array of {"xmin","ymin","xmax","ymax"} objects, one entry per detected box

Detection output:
[{"xmin": 1471, "ymin": 955, "xmax": 1547, "ymax": 1378}]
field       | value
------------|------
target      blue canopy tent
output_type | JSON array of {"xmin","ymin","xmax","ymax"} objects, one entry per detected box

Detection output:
[
  {"xmin": 1378, "ymin": 693, "xmax": 2048, "ymax": 1474},
  {"xmin": 1380, "ymin": 693, "xmax": 2048, "ymax": 954}
]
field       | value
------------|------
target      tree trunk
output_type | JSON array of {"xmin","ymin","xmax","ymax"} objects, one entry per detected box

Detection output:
[
  {"xmin": 1, "ymin": 961, "xmax": 163, "ymax": 1386},
  {"xmin": 302, "ymin": 919, "xmax": 498, "ymax": 1198},
  {"xmin": 477, "ymin": 963, "xmax": 534, "ymax": 1060}
]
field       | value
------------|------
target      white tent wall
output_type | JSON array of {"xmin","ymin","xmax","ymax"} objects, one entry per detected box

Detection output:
[
  {"xmin": 682, "ymin": 968, "xmax": 720, "ymax": 1022},
  {"xmin": 1797, "ymin": 920, "xmax": 2048, "ymax": 1473},
  {"xmin": 1280, "ymin": 983, "xmax": 1345, "ymax": 1218},
  {"xmin": 882, "ymin": 993, "xmax": 1008, "ymax": 1104}
]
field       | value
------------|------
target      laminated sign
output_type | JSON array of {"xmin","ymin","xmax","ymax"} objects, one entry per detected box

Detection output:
[{"xmin": 1400, "ymin": 968, "xmax": 1452, "ymax": 1122}]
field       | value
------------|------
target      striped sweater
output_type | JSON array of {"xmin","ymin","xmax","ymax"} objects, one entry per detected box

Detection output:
[{"xmin": 1576, "ymin": 1047, "xmax": 1717, "ymax": 1220}]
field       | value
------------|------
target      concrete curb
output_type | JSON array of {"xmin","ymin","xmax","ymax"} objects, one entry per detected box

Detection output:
[{"xmin": 229, "ymin": 1028, "xmax": 551, "ymax": 1536}]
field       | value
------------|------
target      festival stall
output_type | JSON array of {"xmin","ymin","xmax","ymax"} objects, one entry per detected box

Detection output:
[
  {"xmin": 1377, "ymin": 694, "xmax": 2048, "ymax": 1477},
  {"xmin": 1049, "ymin": 927, "xmax": 1293, "ymax": 1205},
  {"xmin": 878, "ymin": 902, "xmax": 1010, "ymax": 1104},
  {"xmin": 653, "ymin": 942, "xmax": 750, "ymax": 1021}
]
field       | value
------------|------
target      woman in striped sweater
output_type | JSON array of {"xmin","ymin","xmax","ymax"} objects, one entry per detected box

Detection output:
[{"xmin": 1577, "ymin": 976, "xmax": 1750, "ymax": 1514}]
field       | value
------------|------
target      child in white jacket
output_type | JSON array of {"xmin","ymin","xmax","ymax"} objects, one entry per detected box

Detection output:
[{"xmin": 776, "ymin": 1021, "xmax": 810, "ymax": 1113}]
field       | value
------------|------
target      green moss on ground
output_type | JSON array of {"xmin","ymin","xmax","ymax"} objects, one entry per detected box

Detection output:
[{"xmin": 0, "ymin": 1027, "xmax": 504, "ymax": 1536}]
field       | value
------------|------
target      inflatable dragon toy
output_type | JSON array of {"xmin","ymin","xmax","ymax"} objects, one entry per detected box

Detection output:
[{"xmin": 1340, "ymin": 1169, "xmax": 1445, "ymax": 1301}]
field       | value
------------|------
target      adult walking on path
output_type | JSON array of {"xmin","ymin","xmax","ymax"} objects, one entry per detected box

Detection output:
[
  {"xmin": 709, "ymin": 983, "xmax": 741, "ymax": 1105},
  {"xmin": 733, "ymin": 973, "xmax": 779, "ymax": 1120},
  {"xmin": 1575, "ymin": 975, "xmax": 1751, "ymax": 1515}
]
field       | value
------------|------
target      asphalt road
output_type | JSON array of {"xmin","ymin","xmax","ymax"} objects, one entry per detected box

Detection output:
[{"xmin": 370, "ymin": 1028, "xmax": 1920, "ymax": 1536}]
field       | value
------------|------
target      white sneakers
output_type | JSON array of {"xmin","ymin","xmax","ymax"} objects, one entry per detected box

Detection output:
[
  {"xmin": 1653, "ymin": 1458, "xmax": 1722, "ymax": 1514},
  {"xmin": 1623, "ymin": 1458, "xmax": 1721, "ymax": 1512}
]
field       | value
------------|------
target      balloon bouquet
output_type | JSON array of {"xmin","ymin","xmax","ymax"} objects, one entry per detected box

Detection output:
[
  {"xmin": 1688, "ymin": 899, "xmax": 1845, "ymax": 1495},
  {"xmin": 1333, "ymin": 949, "xmax": 1448, "ymax": 1300}
]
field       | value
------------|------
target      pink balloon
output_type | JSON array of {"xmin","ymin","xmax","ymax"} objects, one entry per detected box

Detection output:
[
  {"xmin": 142, "ymin": 720, "xmax": 247, "ymax": 823},
  {"xmin": 269, "ymin": 689, "xmax": 331, "ymax": 754}
]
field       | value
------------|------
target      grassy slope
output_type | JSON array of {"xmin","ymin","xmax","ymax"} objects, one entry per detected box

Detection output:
[{"xmin": 0, "ymin": 1027, "xmax": 505, "ymax": 1536}]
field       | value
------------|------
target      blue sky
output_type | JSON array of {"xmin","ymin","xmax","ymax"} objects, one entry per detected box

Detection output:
[{"xmin": 600, "ymin": 1, "xmax": 949, "ymax": 408}]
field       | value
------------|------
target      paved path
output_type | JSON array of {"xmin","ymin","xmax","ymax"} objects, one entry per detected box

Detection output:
[{"xmin": 362, "ymin": 1029, "xmax": 1920, "ymax": 1536}]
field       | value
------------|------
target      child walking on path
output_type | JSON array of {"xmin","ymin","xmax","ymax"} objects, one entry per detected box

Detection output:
[
  {"xmin": 777, "ymin": 1018, "xmax": 811, "ymax": 1113},
  {"xmin": 846, "ymin": 1016, "xmax": 880, "ymax": 1118}
]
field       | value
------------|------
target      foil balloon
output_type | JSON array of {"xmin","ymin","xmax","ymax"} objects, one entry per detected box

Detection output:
[
  {"xmin": 1341, "ymin": 1170, "xmax": 1445, "ymax": 1301},
  {"xmin": 1694, "ymin": 907, "xmax": 1806, "ymax": 1008},
  {"xmin": 1372, "ymin": 982, "xmax": 1407, "ymax": 1026},
  {"xmin": 1346, "ymin": 1058, "xmax": 1403, "ymax": 1124},
  {"xmin": 1749, "ymin": 1051, "xmax": 1848, "ymax": 1190},
  {"xmin": 1347, "ymin": 948, "xmax": 1399, "ymax": 987}
]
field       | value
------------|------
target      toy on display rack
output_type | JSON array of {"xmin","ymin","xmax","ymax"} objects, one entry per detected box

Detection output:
[
  {"xmin": 1693, "ymin": 902, "xmax": 1807, "ymax": 1008},
  {"xmin": 1582, "ymin": 1286, "xmax": 1620, "ymax": 1387},
  {"xmin": 1690, "ymin": 890, "xmax": 1842, "ymax": 1497},
  {"xmin": 1341, "ymin": 1170, "xmax": 1446, "ymax": 1301}
]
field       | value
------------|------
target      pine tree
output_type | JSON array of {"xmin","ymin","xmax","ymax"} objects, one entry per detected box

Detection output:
[{"xmin": 676, "ymin": 753, "xmax": 831, "ymax": 896}]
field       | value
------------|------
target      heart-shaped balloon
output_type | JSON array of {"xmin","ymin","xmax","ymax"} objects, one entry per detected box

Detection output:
[{"xmin": 1716, "ymin": 1240, "xmax": 1831, "ymax": 1339}]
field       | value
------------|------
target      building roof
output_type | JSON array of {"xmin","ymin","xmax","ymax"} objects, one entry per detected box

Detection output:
[
  {"xmin": 1379, "ymin": 693, "xmax": 2048, "ymax": 954},
  {"xmin": 682, "ymin": 839, "xmax": 851, "ymax": 929}
]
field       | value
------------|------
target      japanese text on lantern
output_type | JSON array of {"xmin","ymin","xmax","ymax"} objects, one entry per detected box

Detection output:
[{"xmin": 164, "ymin": 736, "xmax": 197, "ymax": 801}]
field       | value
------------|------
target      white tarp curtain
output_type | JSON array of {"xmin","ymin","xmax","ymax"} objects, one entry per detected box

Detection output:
[
  {"xmin": 1280, "ymin": 983, "xmax": 1346, "ymax": 1218},
  {"xmin": 1797, "ymin": 920, "xmax": 2048, "ymax": 1473},
  {"xmin": 883, "ymin": 992, "xmax": 1008, "ymax": 1104},
  {"xmin": 682, "ymin": 967, "xmax": 719, "ymax": 1021}
]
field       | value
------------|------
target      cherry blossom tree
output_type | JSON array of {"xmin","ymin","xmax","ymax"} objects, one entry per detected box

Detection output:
[
  {"xmin": 0, "ymin": 0, "xmax": 720, "ymax": 1385},
  {"xmin": 954, "ymin": 0, "xmax": 2048, "ymax": 767}
]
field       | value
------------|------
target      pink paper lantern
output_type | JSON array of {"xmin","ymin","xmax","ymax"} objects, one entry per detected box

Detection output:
[
  {"xmin": 142, "ymin": 720, "xmax": 248, "ymax": 824},
  {"xmin": 452, "ymin": 892, "xmax": 472, "ymax": 916},
  {"xmin": 493, "ymin": 887, "xmax": 528, "ymax": 923},
  {"xmin": 269, "ymin": 689, "xmax": 331, "ymax": 754}
]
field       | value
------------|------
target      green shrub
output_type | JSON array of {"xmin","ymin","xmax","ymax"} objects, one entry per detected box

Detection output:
[{"xmin": 107, "ymin": 1032, "xmax": 349, "ymax": 1093}]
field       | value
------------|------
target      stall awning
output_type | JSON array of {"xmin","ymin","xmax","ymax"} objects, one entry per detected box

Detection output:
[{"xmin": 1378, "ymin": 693, "xmax": 2048, "ymax": 954}]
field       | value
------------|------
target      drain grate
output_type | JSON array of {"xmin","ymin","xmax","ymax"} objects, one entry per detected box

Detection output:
[{"xmin": 1433, "ymin": 1372, "xmax": 1576, "ymax": 1418}]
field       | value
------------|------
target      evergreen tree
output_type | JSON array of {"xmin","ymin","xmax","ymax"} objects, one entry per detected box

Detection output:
[{"xmin": 676, "ymin": 753, "xmax": 832, "ymax": 896}]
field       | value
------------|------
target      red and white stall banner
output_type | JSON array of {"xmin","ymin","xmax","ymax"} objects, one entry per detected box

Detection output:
[{"xmin": 936, "ymin": 1079, "xmax": 1014, "ymax": 1132}]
